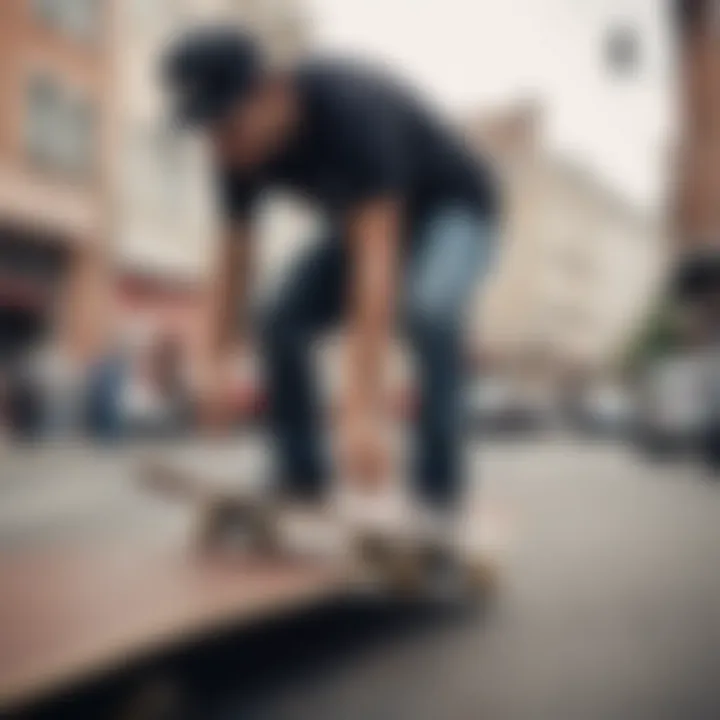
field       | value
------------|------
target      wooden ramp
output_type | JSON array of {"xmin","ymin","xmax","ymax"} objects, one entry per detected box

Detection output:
[{"xmin": 0, "ymin": 543, "xmax": 344, "ymax": 712}]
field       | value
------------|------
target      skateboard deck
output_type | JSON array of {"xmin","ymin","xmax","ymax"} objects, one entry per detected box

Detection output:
[{"xmin": 139, "ymin": 457, "xmax": 506, "ymax": 600}]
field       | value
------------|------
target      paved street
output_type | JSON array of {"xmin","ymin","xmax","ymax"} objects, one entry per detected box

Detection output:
[{"xmin": 2, "ymin": 436, "xmax": 720, "ymax": 719}]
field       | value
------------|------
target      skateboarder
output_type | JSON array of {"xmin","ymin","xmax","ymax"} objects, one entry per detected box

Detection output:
[{"xmin": 161, "ymin": 27, "xmax": 501, "ymax": 539}]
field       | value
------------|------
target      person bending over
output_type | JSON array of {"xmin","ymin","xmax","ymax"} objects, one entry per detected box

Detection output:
[{"xmin": 161, "ymin": 26, "xmax": 501, "ymax": 530}]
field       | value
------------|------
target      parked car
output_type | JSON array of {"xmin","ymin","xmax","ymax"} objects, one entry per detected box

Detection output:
[
  {"xmin": 466, "ymin": 377, "xmax": 547, "ymax": 436},
  {"xmin": 571, "ymin": 385, "xmax": 636, "ymax": 439},
  {"xmin": 633, "ymin": 352, "xmax": 710, "ymax": 459}
]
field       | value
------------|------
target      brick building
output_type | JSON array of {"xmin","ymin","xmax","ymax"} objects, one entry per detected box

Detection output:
[
  {"xmin": 0, "ymin": 0, "xmax": 115, "ymax": 364},
  {"xmin": 674, "ymin": 0, "xmax": 720, "ymax": 250}
]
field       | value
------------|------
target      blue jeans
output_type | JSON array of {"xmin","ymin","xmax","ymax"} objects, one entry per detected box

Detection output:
[{"xmin": 260, "ymin": 204, "xmax": 496, "ymax": 507}]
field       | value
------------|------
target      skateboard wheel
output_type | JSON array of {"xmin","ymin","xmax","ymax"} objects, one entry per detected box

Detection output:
[
  {"xmin": 197, "ymin": 501, "xmax": 280, "ymax": 554},
  {"xmin": 389, "ymin": 553, "xmax": 427, "ymax": 596},
  {"xmin": 356, "ymin": 534, "xmax": 426, "ymax": 595},
  {"xmin": 466, "ymin": 556, "xmax": 499, "ymax": 595}
]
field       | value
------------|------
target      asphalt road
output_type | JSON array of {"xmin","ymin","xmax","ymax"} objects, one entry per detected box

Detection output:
[{"xmin": 2, "ymin": 436, "xmax": 720, "ymax": 719}]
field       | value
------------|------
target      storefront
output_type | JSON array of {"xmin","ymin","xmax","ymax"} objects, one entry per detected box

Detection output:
[{"xmin": 0, "ymin": 225, "xmax": 70, "ymax": 363}]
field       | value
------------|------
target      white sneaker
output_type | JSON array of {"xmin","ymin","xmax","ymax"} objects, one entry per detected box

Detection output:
[{"xmin": 332, "ymin": 483, "xmax": 412, "ymax": 537}]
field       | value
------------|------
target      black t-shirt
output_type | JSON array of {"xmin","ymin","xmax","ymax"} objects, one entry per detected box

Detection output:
[{"xmin": 218, "ymin": 59, "xmax": 501, "ymax": 232}]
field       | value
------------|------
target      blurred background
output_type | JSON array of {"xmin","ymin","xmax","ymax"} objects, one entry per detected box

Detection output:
[
  {"xmin": 0, "ymin": 0, "xmax": 716, "ymax": 452},
  {"xmin": 1, "ymin": 1, "xmax": 720, "ymax": 718}
]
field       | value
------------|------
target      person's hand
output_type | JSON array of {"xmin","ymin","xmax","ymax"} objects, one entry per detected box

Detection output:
[{"xmin": 338, "ymin": 406, "xmax": 391, "ymax": 493}]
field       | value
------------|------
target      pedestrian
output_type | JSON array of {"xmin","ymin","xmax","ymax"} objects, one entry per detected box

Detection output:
[{"xmin": 84, "ymin": 343, "xmax": 129, "ymax": 443}]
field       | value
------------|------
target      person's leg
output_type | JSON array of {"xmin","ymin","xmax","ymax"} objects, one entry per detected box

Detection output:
[
  {"xmin": 259, "ymin": 236, "xmax": 346, "ymax": 501},
  {"xmin": 404, "ymin": 206, "xmax": 496, "ymax": 509}
]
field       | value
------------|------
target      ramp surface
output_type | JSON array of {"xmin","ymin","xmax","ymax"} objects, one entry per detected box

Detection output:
[{"xmin": 0, "ymin": 543, "xmax": 343, "ymax": 711}]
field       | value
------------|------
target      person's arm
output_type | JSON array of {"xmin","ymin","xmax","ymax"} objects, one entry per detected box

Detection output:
[
  {"xmin": 202, "ymin": 221, "xmax": 253, "ymax": 429},
  {"xmin": 344, "ymin": 199, "xmax": 401, "ymax": 421},
  {"xmin": 209, "ymin": 166, "xmax": 259, "ymax": 355},
  {"xmin": 208, "ymin": 222, "xmax": 253, "ymax": 358}
]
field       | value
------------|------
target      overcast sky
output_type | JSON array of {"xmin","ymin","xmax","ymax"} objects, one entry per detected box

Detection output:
[{"xmin": 305, "ymin": 0, "xmax": 676, "ymax": 211}]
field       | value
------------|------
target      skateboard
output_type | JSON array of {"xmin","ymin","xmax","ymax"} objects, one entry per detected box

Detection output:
[{"xmin": 139, "ymin": 458, "xmax": 502, "ymax": 601}]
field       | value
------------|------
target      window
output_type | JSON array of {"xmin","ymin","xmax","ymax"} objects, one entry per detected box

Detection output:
[
  {"xmin": 26, "ymin": 76, "xmax": 57, "ymax": 160},
  {"xmin": 60, "ymin": 96, "xmax": 95, "ymax": 174},
  {"xmin": 26, "ymin": 76, "xmax": 96, "ymax": 178},
  {"xmin": 32, "ymin": 0, "xmax": 103, "ymax": 41},
  {"xmin": 32, "ymin": 0, "xmax": 62, "ymax": 26},
  {"xmin": 65, "ymin": 0, "xmax": 103, "ymax": 38}
]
